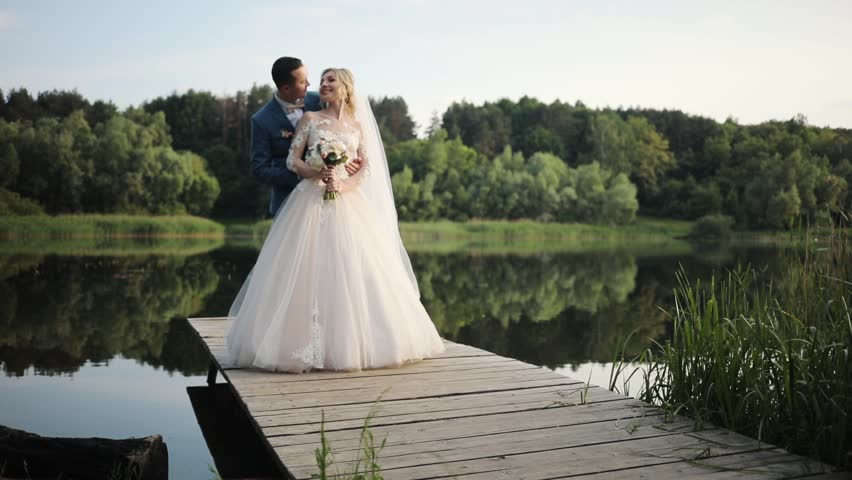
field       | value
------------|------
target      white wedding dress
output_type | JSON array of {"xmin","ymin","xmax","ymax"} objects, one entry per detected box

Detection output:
[{"xmin": 226, "ymin": 101, "xmax": 445, "ymax": 373}]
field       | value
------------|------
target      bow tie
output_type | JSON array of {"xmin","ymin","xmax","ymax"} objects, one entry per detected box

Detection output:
[{"xmin": 285, "ymin": 100, "xmax": 305, "ymax": 112}]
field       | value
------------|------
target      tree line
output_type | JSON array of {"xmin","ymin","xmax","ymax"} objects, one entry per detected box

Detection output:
[
  {"xmin": 0, "ymin": 88, "xmax": 219, "ymax": 216},
  {"xmin": 2, "ymin": 87, "xmax": 850, "ymax": 227},
  {"xmin": 441, "ymin": 98, "xmax": 852, "ymax": 228}
]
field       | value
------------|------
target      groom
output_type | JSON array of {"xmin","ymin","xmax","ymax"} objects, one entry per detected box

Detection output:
[
  {"xmin": 251, "ymin": 56, "xmax": 362, "ymax": 217},
  {"xmin": 250, "ymin": 57, "xmax": 319, "ymax": 217}
]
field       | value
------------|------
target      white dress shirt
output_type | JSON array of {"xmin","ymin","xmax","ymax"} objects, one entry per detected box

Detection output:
[{"xmin": 274, "ymin": 92, "xmax": 304, "ymax": 127}]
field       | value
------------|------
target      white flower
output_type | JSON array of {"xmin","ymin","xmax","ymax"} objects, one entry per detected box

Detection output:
[
  {"xmin": 312, "ymin": 137, "xmax": 349, "ymax": 167},
  {"xmin": 305, "ymin": 150, "xmax": 324, "ymax": 170},
  {"xmin": 319, "ymin": 138, "xmax": 347, "ymax": 158}
]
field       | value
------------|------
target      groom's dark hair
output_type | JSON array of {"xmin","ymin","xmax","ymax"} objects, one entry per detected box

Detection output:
[{"xmin": 272, "ymin": 57, "xmax": 304, "ymax": 88}]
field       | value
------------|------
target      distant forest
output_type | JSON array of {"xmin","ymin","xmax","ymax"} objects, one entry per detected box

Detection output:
[{"xmin": 1, "ymin": 87, "xmax": 850, "ymax": 228}]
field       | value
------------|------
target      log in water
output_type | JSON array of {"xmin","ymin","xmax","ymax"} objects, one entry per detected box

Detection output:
[{"xmin": 0, "ymin": 425, "xmax": 167, "ymax": 480}]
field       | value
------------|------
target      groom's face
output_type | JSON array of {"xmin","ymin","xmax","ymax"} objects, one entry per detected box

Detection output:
[{"xmin": 283, "ymin": 66, "xmax": 310, "ymax": 101}]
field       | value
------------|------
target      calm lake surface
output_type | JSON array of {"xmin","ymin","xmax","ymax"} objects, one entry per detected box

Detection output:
[{"xmin": 0, "ymin": 237, "xmax": 786, "ymax": 478}]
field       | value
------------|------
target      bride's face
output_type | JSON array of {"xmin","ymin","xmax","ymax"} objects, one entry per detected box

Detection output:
[{"xmin": 319, "ymin": 71, "xmax": 342, "ymax": 102}]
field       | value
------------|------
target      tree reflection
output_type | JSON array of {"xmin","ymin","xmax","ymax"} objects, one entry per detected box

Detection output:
[
  {"xmin": 0, "ymin": 243, "xmax": 784, "ymax": 376},
  {"xmin": 410, "ymin": 245, "xmax": 785, "ymax": 368},
  {"xmin": 0, "ymin": 254, "xmax": 218, "ymax": 376},
  {"xmin": 411, "ymin": 252, "xmax": 669, "ymax": 367}
]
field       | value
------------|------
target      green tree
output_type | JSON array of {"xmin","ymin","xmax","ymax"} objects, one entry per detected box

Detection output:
[
  {"xmin": 582, "ymin": 113, "xmax": 675, "ymax": 202},
  {"xmin": 653, "ymin": 177, "xmax": 722, "ymax": 219},
  {"xmin": 370, "ymin": 96, "xmax": 417, "ymax": 145},
  {"xmin": 3, "ymin": 88, "xmax": 42, "ymax": 121},
  {"xmin": 0, "ymin": 188, "xmax": 44, "ymax": 215},
  {"xmin": 583, "ymin": 112, "xmax": 632, "ymax": 175},
  {"xmin": 560, "ymin": 162, "xmax": 637, "ymax": 224},
  {"xmin": 390, "ymin": 166, "xmax": 420, "ymax": 220},
  {"xmin": 425, "ymin": 110, "xmax": 442, "ymax": 138},
  {"xmin": 181, "ymin": 153, "xmax": 221, "ymax": 216},
  {"xmin": 0, "ymin": 120, "xmax": 20, "ymax": 188},
  {"xmin": 443, "ymin": 101, "xmax": 511, "ymax": 158},
  {"xmin": 37, "ymin": 89, "xmax": 90, "ymax": 118},
  {"xmin": 766, "ymin": 186, "xmax": 802, "ymax": 229},
  {"xmin": 86, "ymin": 100, "xmax": 118, "ymax": 126},
  {"xmin": 515, "ymin": 125, "xmax": 565, "ymax": 158},
  {"xmin": 833, "ymin": 159, "xmax": 852, "ymax": 214},
  {"xmin": 11, "ymin": 114, "xmax": 90, "ymax": 212},
  {"xmin": 143, "ymin": 89, "xmax": 219, "ymax": 152},
  {"xmin": 626, "ymin": 116, "xmax": 676, "ymax": 197}
]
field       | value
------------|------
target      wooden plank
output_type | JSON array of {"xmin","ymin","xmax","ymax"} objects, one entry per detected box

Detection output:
[
  {"xmin": 281, "ymin": 415, "xmax": 693, "ymax": 478},
  {"xmin": 234, "ymin": 366, "xmax": 560, "ymax": 398},
  {"xmin": 286, "ymin": 427, "xmax": 772, "ymax": 480},
  {"xmin": 242, "ymin": 376, "xmax": 579, "ymax": 413},
  {"xmin": 227, "ymin": 355, "xmax": 522, "ymax": 385},
  {"xmin": 269, "ymin": 398, "xmax": 660, "ymax": 450},
  {"xmin": 253, "ymin": 385, "xmax": 627, "ymax": 430},
  {"xmin": 279, "ymin": 409, "xmax": 680, "ymax": 471},
  {"xmin": 232, "ymin": 361, "xmax": 543, "ymax": 390},
  {"xmin": 272, "ymin": 400, "xmax": 653, "ymax": 447},
  {"xmin": 293, "ymin": 430, "xmax": 820, "ymax": 480},
  {"xmin": 566, "ymin": 447, "xmax": 833, "ymax": 479}
]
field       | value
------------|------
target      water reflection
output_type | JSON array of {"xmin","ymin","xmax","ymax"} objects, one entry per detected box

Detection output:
[
  {"xmin": 412, "ymin": 246, "xmax": 783, "ymax": 368},
  {"xmin": 0, "ymin": 242, "xmax": 785, "ymax": 376},
  {"xmin": 411, "ymin": 252, "xmax": 661, "ymax": 367},
  {"xmin": 0, "ymin": 254, "xmax": 216, "ymax": 376}
]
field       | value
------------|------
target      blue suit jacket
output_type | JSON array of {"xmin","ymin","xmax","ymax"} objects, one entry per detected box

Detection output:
[{"xmin": 250, "ymin": 92, "xmax": 322, "ymax": 216}]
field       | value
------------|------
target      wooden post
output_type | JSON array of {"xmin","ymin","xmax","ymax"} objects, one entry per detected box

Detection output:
[{"xmin": 207, "ymin": 361, "xmax": 218, "ymax": 386}]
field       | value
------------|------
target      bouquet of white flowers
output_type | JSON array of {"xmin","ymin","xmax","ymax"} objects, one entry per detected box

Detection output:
[{"xmin": 305, "ymin": 136, "xmax": 350, "ymax": 200}]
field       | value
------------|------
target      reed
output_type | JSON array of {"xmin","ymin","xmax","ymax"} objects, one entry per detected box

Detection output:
[
  {"xmin": 612, "ymin": 219, "xmax": 851, "ymax": 468},
  {"xmin": 313, "ymin": 396, "xmax": 387, "ymax": 480}
]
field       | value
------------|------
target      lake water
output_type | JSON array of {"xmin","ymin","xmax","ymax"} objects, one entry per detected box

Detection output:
[{"xmin": 0, "ymin": 238, "xmax": 786, "ymax": 478}]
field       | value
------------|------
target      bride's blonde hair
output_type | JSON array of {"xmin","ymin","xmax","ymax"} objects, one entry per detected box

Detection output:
[{"xmin": 321, "ymin": 67, "xmax": 357, "ymax": 116}]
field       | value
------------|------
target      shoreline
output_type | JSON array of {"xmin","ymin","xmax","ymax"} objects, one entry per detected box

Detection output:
[{"xmin": 0, "ymin": 214, "xmax": 829, "ymax": 245}]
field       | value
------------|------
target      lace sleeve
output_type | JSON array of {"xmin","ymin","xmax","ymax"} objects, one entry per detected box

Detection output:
[
  {"xmin": 351, "ymin": 127, "xmax": 372, "ymax": 186},
  {"xmin": 286, "ymin": 118, "xmax": 313, "ymax": 173}
]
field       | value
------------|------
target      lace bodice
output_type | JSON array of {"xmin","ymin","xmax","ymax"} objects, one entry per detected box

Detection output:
[{"xmin": 286, "ymin": 115, "xmax": 369, "ymax": 182}]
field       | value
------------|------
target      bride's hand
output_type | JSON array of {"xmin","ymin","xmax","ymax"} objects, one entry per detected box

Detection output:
[
  {"xmin": 326, "ymin": 177, "xmax": 341, "ymax": 193},
  {"xmin": 321, "ymin": 166, "xmax": 335, "ymax": 183},
  {"xmin": 345, "ymin": 158, "xmax": 363, "ymax": 176}
]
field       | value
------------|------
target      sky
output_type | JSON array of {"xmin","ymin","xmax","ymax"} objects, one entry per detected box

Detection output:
[{"xmin": 2, "ymin": 0, "xmax": 851, "ymax": 135}]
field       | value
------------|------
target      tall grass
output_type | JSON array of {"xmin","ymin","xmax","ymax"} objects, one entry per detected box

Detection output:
[
  {"xmin": 612, "ymin": 220, "xmax": 851, "ymax": 468},
  {"xmin": 313, "ymin": 396, "xmax": 387, "ymax": 480}
]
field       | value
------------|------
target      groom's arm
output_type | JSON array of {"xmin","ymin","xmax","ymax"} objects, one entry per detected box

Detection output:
[{"xmin": 250, "ymin": 117, "xmax": 300, "ymax": 188}]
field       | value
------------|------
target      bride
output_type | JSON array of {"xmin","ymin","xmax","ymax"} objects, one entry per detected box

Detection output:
[{"xmin": 226, "ymin": 68, "xmax": 445, "ymax": 373}]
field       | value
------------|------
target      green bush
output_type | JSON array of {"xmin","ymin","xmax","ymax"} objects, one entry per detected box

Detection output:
[
  {"xmin": 687, "ymin": 214, "xmax": 734, "ymax": 240},
  {"xmin": 0, "ymin": 188, "xmax": 45, "ymax": 215}
]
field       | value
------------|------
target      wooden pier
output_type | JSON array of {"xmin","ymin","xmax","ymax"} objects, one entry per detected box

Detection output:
[{"xmin": 188, "ymin": 317, "xmax": 838, "ymax": 479}]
